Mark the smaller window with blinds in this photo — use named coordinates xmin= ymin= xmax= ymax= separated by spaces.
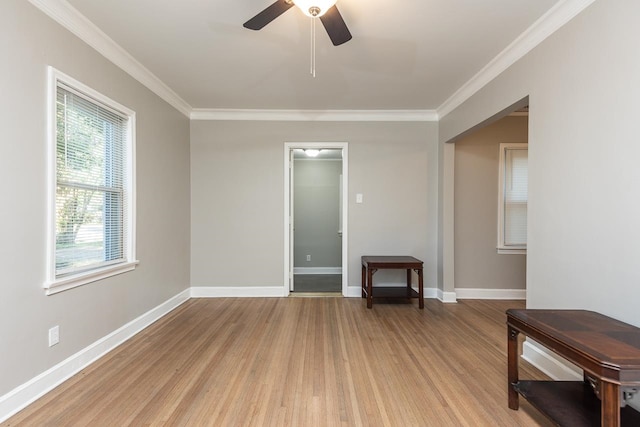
xmin=497 ymin=143 xmax=528 ymax=254
xmin=45 ymin=67 xmax=137 ymax=294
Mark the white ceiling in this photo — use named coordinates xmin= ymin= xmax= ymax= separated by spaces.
xmin=61 ymin=0 xmax=564 ymax=113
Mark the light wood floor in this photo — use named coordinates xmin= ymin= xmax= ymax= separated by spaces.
xmin=3 ymin=298 xmax=552 ymax=426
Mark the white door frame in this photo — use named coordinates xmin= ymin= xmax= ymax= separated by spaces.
xmin=283 ymin=142 xmax=349 ymax=296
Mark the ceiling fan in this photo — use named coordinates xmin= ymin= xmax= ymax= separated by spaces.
xmin=243 ymin=0 xmax=352 ymax=46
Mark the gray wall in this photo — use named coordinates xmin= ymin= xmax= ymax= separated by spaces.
xmin=0 ymin=1 xmax=191 ymax=397
xmin=440 ymin=0 xmax=640 ymax=324
xmin=454 ymin=116 xmax=528 ymax=290
xmin=190 ymin=120 xmax=439 ymax=289
xmin=294 ymin=159 xmax=342 ymax=269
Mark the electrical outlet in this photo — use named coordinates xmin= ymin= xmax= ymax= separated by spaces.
xmin=306 ymin=255 xmax=311 ymax=262
xmin=49 ymin=326 xmax=59 ymax=347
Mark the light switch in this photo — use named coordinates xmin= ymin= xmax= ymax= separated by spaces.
xmin=356 ymin=193 xmax=363 ymax=203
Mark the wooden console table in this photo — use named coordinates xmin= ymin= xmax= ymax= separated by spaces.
xmin=361 ymin=256 xmax=423 ymax=309
xmin=507 ymin=309 xmax=640 ymax=426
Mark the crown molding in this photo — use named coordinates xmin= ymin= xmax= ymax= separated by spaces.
xmin=190 ymin=109 xmax=439 ymax=122
xmin=28 ymin=0 xmax=192 ymax=117
xmin=28 ymin=0 xmax=594 ymax=123
xmin=437 ymin=0 xmax=596 ymax=119
xmin=27 ymin=0 xmax=435 ymax=123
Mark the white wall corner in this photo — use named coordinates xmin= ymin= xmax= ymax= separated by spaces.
xmin=0 ymin=288 xmax=191 ymax=423
xmin=442 ymin=142 xmax=456 ymax=297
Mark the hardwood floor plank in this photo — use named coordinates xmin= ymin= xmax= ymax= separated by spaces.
xmin=2 ymin=298 xmax=553 ymax=426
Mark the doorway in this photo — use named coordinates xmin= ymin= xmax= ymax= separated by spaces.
xmin=283 ymin=142 xmax=348 ymax=296
xmin=451 ymin=103 xmax=528 ymax=300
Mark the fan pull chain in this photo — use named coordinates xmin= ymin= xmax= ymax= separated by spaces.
xmin=310 ymin=17 xmax=316 ymax=77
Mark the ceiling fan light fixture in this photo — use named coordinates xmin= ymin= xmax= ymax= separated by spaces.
xmin=243 ymin=0 xmax=352 ymax=48
xmin=293 ymin=0 xmax=337 ymax=17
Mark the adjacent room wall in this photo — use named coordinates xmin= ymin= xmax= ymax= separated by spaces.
xmin=440 ymin=0 xmax=640 ymax=324
xmin=454 ymin=116 xmax=528 ymax=291
xmin=0 ymin=0 xmax=190 ymax=398
xmin=293 ymin=159 xmax=342 ymax=270
xmin=190 ymin=120 xmax=439 ymax=291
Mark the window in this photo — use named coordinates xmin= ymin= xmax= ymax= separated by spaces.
xmin=497 ymin=143 xmax=528 ymax=254
xmin=45 ymin=68 xmax=137 ymax=294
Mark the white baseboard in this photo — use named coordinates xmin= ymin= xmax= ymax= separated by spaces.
xmin=293 ymin=267 xmax=342 ymax=275
xmin=0 ymin=288 xmax=191 ymax=423
xmin=424 ymin=288 xmax=439 ymax=299
xmin=190 ymin=286 xmax=286 ymax=298
xmin=438 ymin=289 xmax=458 ymax=303
xmin=521 ymin=339 xmax=582 ymax=380
xmin=346 ymin=286 xmax=362 ymax=297
xmin=455 ymin=288 xmax=526 ymax=300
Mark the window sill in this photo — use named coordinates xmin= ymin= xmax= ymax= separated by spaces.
xmin=44 ymin=260 xmax=140 ymax=295
xmin=497 ymin=247 xmax=527 ymax=255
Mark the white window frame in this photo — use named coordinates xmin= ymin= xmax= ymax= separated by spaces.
xmin=497 ymin=142 xmax=528 ymax=255
xmin=44 ymin=67 xmax=138 ymax=295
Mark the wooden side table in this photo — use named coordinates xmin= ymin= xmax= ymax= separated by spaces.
xmin=361 ymin=256 xmax=424 ymax=309
xmin=507 ymin=309 xmax=640 ymax=426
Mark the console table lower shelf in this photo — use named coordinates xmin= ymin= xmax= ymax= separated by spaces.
xmin=362 ymin=287 xmax=419 ymax=300
xmin=512 ymin=381 xmax=640 ymax=426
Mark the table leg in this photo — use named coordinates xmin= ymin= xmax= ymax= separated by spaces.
xmin=417 ymin=268 xmax=424 ymax=309
xmin=508 ymin=325 xmax=519 ymax=410
xmin=361 ymin=264 xmax=366 ymax=298
xmin=406 ymin=269 xmax=412 ymax=298
xmin=367 ymin=268 xmax=374 ymax=309
xmin=600 ymin=381 xmax=621 ymax=427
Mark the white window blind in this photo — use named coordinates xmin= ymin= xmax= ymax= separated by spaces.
xmin=498 ymin=143 xmax=528 ymax=253
xmin=504 ymin=148 xmax=528 ymax=245
xmin=55 ymin=84 xmax=128 ymax=277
